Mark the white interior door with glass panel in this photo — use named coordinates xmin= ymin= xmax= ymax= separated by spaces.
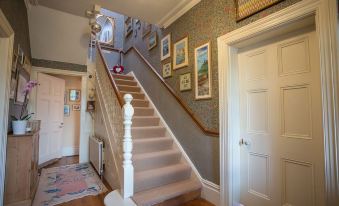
xmin=238 ymin=30 xmax=325 ymax=206
xmin=36 ymin=73 xmax=65 ymax=164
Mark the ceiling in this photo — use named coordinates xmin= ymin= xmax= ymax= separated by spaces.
xmin=36 ymin=0 xmax=201 ymax=27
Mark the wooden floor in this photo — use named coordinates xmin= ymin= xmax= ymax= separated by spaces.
xmin=40 ymin=156 xmax=214 ymax=206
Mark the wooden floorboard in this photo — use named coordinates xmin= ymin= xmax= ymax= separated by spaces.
xmin=40 ymin=156 xmax=214 ymax=206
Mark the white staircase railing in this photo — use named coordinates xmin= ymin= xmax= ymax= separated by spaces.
xmin=122 ymin=94 xmax=134 ymax=198
xmin=95 ymin=44 xmax=135 ymax=199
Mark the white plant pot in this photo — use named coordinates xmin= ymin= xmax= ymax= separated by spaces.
xmin=12 ymin=120 xmax=28 ymax=135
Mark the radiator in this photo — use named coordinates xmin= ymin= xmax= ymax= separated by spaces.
xmin=89 ymin=136 xmax=104 ymax=175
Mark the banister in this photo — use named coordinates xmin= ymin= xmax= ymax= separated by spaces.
xmin=124 ymin=47 xmax=219 ymax=137
xmin=98 ymin=43 xmax=219 ymax=136
xmin=96 ymin=42 xmax=124 ymax=107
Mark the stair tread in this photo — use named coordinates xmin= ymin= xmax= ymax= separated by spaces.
xmin=132 ymin=126 xmax=165 ymax=129
xmin=133 ymin=115 xmax=158 ymax=119
xmin=135 ymin=163 xmax=190 ymax=180
xmin=133 ymin=149 xmax=180 ymax=160
xmin=132 ymin=178 xmax=202 ymax=206
xmin=133 ymin=136 xmax=171 ymax=143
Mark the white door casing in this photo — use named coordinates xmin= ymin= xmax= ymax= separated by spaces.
xmin=238 ymin=31 xmax=325 ymax=206
xmin=0 ymin=9 xmax=14 ymax=205
xmin=36 ymin=73 xmax=65 ymax=164
xmin=217 ymin=0 xmax=339 ymax=205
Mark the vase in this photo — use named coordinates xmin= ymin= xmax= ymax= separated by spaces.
xmin=12 ymin=120 xmax=27 ymax=135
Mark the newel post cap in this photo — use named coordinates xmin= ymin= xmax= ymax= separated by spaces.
xmin=123 ymin=94 xmax=133 ymax=103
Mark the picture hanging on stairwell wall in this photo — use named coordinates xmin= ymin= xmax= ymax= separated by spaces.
xmin=194 ymin=42 xmax=211 ymax=100
xmin=173 ymin=36 xmax=189 ymax=70
xmin=125 ymin=17 xmax=133 ymax=37
xmin=161 ymin=34 xmax=171 ymax=61
xmin=147 ymin=32 xmax=157 ymax=50
xmin=235 ymin=0 xmax=284 ymax=21
xmin=142 ymin=22 xmax=152 ymax=38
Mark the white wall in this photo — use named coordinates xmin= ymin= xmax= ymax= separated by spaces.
xmin=28 ymin=5 xmax=90 ymax=65
xmin=52 ymin=74 xmax=81 ymax=156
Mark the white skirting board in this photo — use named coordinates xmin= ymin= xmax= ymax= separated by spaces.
xmin=201 ymin=179 xmax=220 ymax=206
xmin=62 ymin=147 xmax=79 ymax=157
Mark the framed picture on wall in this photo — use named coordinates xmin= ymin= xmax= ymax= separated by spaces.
xmin=69 ymin=89 xmax=81 ymax=102
xmin=142 ymin=22 xmax=152 ymax=37
xmin=161 ymin=34 xmax=171 ymax=61
xmin=179 ymin=73 xmax=192 ymax=92
xmin=194 ymin=42 xmax=212 ymax=100
xmin=162 ymin=63 xmax=172 ymax=78
xmin=235 ymin=0 xmax=284 ymax=21
xmin=173 ymin=36 xmax=189 ymax=70
xmin=64 ymin=105 xmax=70 ymax=117
xmin=11 ymin=53 xmax=18 ymax=73
xmin=9 ymin=77 xmax=17 ymax=99
xmin=72 ymin=104 xmax=81 ymax=111
xmin=15 ymin=72 xmax=28 ymax=105
xmin=147 ymin=32 xmax=157 ymax=50
xmin=125 ymin=17 xmax=133 ymax=37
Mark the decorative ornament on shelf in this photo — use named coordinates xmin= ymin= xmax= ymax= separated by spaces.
xmin=112 ymin=64 xmax=124 ymax=74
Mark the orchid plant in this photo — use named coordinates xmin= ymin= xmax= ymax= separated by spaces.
xmin=11 ymin=80 xmax=39 ymax=121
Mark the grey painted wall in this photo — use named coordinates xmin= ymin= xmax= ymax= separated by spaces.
xmin=0 ymin=0 xmax=31 ymax=131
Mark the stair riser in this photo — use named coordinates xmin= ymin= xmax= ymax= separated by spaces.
xmin=115 ymin=80 xmax=138 ymax=86
xmin=134 ymin=153 xmax=181 ymax=172
xmin=153 ymin=189 xmax=201 ymax=206
xmin=132 ymin=101 xmax=149 ymax=107
xmin=118 ymin=86 xmax=141 ymax=93
xmin=132 ymin=128 xmax=166 ymax=138
xmin=133 ymin=139 xmax=173 ymax=154
xmin=134 ymin=109 xmax=154 ymax=116
xmin=133 ymin=117 xmax=160 ymax=127
xmin=134 ymin=167 xmax=191 ymax=193
xmin=112 ymin=74 xmax=134 ymax=81
xmin=121 ymin=92 xmax=145 ymax=100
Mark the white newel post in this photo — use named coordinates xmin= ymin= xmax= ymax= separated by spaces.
xmin=122 ymin=94 xmax=134 ymax=199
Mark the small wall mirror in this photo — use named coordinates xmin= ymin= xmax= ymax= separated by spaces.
xmin=96 ymin=15 xmax=115 ymax=45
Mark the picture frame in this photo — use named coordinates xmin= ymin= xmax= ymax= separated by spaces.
xmin=87 ymin=101 xmax=95 ymax=112
xmin=23 ymin=56 xmax=32 ymax=74
xmin=162 ymin=63 xmax=172 ymax=78
xmin=17 ymin=44 xmax=24 ymax=65
xmin=72 ymin=104 xmax=81 ymax=111
xmin=194 ymin=42 xmax=212 ymax=100
xmin=142 ymin=22 xmax=152 ymax=37
xmin=147 ymin=32 xmax=157 ymax=50
xmin=69 ymin=89 xmax=81 ymax=102
xmin=235 ymin=0 xmax=284 ymax=21
xmin=173 ymin=36 xmax=189 ymax=70
xmin=64 ymin=105 xmax=70 ymax=117
xmin=11 ymin=53 xmax=18 ymax=73
xmin=9 ymin=77 xmax=17 ymax=99
xmin=15 ymin=72 xmax=28 ymax=105
xmin=125 ymin=17 xmax=133 ymax=37
xmin=64 ymin=91 xmax=68 ymax=104
xmin=179 ymin=73 xmax=192 ymax=92
xmin=161 ymin=34 xmax=171 ymax=61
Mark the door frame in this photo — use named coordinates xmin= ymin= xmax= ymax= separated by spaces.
xmin=217 ymin=0 xmax=339 ymax=205
xmin=0 ymin=9 xmax=14 ymax=204
xmin=29 ymin=67 xmax=90 ymax=163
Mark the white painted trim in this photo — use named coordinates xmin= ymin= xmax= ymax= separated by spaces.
xmin=129 ymin=72 xmax=220 ymax=205
xmin=0 ymin=9 xmax=14 ymax=205
xmin=157 ymin=0 xmax=201 ymax=28
xmin=217 ymin=0 xmax=339 ymax=205
xmin=30 ymin=66 xmax=89 ymax=163
xmin=62 ymin=146 xmax=79 ymax=156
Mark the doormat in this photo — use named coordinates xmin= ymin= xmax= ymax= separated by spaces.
xmin=33 ymin=163 xmax=107 ymax=206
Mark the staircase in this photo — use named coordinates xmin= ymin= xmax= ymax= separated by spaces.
xmin=112 ymin=73 xmax=202 ymax=206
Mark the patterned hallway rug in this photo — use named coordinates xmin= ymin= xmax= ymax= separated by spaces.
xmin=33 ymin=163 xmax=107 ymax=206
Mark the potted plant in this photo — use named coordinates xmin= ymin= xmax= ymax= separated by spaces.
xmin=12 ymin=80 xmax=38 ymax=135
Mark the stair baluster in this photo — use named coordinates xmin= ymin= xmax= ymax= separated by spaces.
xmin=122 ymin=94 xmax=134 ymax=198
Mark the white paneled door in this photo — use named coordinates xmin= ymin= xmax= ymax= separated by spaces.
xmin=238 ymin=31 xmax=325 ymax=206
xmin=36 ymin=73 xmax=65 ymax=164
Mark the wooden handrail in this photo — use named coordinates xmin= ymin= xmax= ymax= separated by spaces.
xmin=96 ymin=42 xmax=124 ymax=107
xmin=98 ymin=43 xmax=219 ymax=136
xmin=123 ymin=47 xmax=219 ymax=137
